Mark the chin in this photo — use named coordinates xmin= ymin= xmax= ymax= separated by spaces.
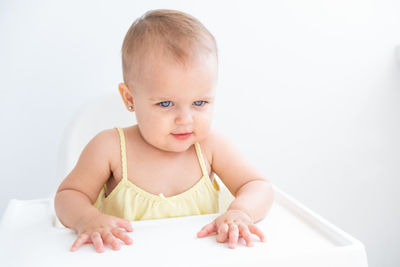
xmin=168 ymin=143 xmax=194 ymax=153
xmin=161 ymin=138 xmax=196 ymax=152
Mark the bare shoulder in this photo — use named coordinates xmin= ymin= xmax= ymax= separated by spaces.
xmin=71 ymin=128 xmax=121 ymax=168
xmin=92 ymin=128 xmax=121 ymax=147
xmin=199 ymin=129 xmax=232 ymax=162
xmin=84 ymin=128 xmax=121 ymax=163
xmin=57 ymin=128 xmax=121 ymax=203
xmin=202 ymin=129 xmax=267 ymax=196
xmin=197 ymin=129 xmax=223 ymax=166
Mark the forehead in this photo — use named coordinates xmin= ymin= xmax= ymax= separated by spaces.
xmin=133 ymin=53 xmax=218 ymax=99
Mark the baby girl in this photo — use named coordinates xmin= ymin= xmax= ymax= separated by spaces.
xmin=54 ymin=9 xmax=274 ymax=253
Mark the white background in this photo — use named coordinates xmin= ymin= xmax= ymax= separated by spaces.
xmin=0 ymin=0 xmax=399 ymax=266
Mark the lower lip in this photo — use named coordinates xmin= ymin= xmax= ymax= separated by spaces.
xmin=172 ymin=133 xmax=192 ymax=140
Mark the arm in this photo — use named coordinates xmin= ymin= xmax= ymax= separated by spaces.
xmin=228 ymin=179 xmax=273 ymax=223
xmin=54 ymin=129 xmax=133 ymax=252
xmin=197 ymin=130 xmax=274 ymax=247
xmin=212 ymin=130 xmax=273 ymax=221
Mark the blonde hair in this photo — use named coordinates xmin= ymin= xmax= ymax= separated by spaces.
xmin=121 ymin=9 xmax=218 ymax=85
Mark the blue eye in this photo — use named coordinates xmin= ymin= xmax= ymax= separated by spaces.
xmin=193 ymin=100 xmax=206 ymax=106
xmin=159 ymin=101 xmax=173 ymax=108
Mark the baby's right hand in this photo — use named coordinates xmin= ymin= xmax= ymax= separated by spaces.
xmin=71 ymin=212 xmax=133 ymax=253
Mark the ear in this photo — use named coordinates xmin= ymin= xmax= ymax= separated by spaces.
xmin=118 ymin=83 xmax=135 ymax=112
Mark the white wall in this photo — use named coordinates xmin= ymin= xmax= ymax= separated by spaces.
xmin=1 ymin=0 xmax=399 ymax=266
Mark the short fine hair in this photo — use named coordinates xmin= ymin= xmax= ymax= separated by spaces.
xmin=121 ymin=9 xmax=218 ymax=85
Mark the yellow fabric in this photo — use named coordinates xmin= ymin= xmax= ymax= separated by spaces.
xmin=94 ymin=127 xmax=220 ymax=221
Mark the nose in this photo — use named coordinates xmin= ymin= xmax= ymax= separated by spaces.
xmin=174 ymin=108 xmax=193 ymax=125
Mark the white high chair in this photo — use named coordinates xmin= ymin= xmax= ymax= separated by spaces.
xmin=0 ymin=93 xmax=368 ymax=267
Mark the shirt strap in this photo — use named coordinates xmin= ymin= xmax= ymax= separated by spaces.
xmin=115 ymin=127 xmax=128 ymax=181
xmin=194 ymin=143 xmax=208 ymax=177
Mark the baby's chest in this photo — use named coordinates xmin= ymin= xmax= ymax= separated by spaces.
xmin=109 ymin=158 xmax=208 ymax=197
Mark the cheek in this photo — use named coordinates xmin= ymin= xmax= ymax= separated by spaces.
xmin=136 ymin=110 xmax=171 ymax=133
xmin=199 ymin=107 xmax=214 ymax=123
xmin=194 ymin=110 xmax=213 ymax=132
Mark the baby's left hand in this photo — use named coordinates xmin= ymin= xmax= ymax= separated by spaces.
xmin=197 ymin=209 xmax=265 ymax=248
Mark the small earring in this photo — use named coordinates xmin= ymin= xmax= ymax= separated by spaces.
xmin=128 ymin=106 xmax=134 ymax=110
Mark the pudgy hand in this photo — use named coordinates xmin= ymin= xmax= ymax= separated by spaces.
xmin=71 ymin=212 xmax=133 ymax=253
xmin=197 ymin=209 xmax=265 ymax=248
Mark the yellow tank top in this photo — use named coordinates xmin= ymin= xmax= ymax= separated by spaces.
xmin=94 ymin=127 xmax=220 ymax=221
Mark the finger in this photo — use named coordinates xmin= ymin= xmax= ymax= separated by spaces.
xmin=238 ymin=223 xmax=253 ymax=247
xmin=116 ymin=218 xmax=133 ymax=232
xmin=91 ymin=232 xmax=105 ymax=253
xmin=197 ymin=222 xmax=216 ymax=238
xmin=112 ymin=228 xmax=133 ymax=245
xmin=102 ymin=232 xmax=121 ymax=251
xmin=248 ymin=224 xmax=265 ymax=242
xmin=71 ymin=233 xmax=89 ymax=252
xmin=216 ymin=223 xmax=229 ymax=243
xmin=228 ymin=224 xmax=239 ymax=249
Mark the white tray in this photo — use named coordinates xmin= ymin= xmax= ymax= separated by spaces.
xmin=0 ymin=187 xmax=368 ymax=267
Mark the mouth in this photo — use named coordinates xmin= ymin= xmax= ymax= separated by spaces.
xmin=171 ymin=132 xmax=193 ymax=140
